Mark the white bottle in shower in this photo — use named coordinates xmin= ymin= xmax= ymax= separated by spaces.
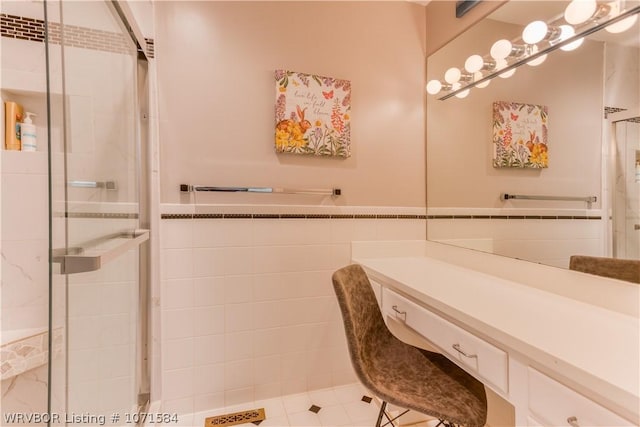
xmin=20 ymin=112 xmax=37 ymax=152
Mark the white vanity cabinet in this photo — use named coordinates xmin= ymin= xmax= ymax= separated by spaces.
xmin=381 ymin=287 xmax=508 ymax=395
xmin=376 ymin=280 xmax=637 ymax=427
xmin=353 ymin=242 xmax=639 ymax=427
xmin=527 ymin=368 xmax=635 ymax=427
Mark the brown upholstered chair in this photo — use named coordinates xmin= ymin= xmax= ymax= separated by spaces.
xmin=569 ymin=255 xmax=640 ymax=284
xmin=332 ymin=264 xmax=487 ymax=427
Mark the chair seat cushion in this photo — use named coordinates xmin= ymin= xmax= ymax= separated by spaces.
xmin=359 ymin=335 xmax=487 ymax=427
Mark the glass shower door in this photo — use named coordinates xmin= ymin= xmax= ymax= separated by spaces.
xmin=611 ymin=109 xmax=640 ymax=260
xmin=49 ymin=0 xmax=148 ymax=422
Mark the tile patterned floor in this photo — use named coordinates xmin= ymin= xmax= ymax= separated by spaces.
xmin=160 ymin=383 xmax=440 ymax=427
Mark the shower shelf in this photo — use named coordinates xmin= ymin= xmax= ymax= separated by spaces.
xmin=0 ymin=327 xmax=64 ymax=381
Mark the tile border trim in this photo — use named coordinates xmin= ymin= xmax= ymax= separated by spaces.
xmin=161 ymin=213 xmax=601 ymax=220
xmin=161 ymin=213 xmax=428 ymax=220
xmin=1 ymin=13 xmax=155 ymax=58
xmin=54 ymin=212 xmax=139 ymax=219
xmin=427 ymin=214 xmax=602 ymax=220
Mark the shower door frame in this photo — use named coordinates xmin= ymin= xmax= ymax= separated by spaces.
xmin=46 ymin=0 xmax=152 ymax=417
xmin=607 ymin=107 xmax=640 ymax=260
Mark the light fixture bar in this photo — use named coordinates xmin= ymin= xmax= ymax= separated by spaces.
xmin=437 ymin=4 xmax=640 ymax=101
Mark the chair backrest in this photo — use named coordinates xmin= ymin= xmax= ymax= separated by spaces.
xmin=332 ymin=264 xmax=392 ymax=386
xmin=569 ymin=255 xmax=640 ymax=284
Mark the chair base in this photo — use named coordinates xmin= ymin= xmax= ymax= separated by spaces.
xmin=375 ymin=401 xmax=457 ymax=427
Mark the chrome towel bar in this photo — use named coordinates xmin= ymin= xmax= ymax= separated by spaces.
xmin=68 ymin=180 xmax=117 ymax=190
xmin=500 ymin=193 xmax=597 ymax=208
xmin=180 ymin=184 xmax=341 ymax=196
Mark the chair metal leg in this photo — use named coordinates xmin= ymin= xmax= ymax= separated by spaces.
xmin=375 ymin=401 xmax=388 ymax=427
xmin=375 ymin=401 xmax=411 ymax=427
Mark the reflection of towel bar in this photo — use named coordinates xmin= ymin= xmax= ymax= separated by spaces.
xmin=69 ymin=180 xmax=117 ymax=190
xmin=500 ymin=193 xmax=597 ymax=207
xmin=180 ymin=184 xmax=341 ymax=196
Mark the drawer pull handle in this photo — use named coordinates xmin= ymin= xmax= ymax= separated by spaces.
xmin=567 ymin=416 xmax=579 ymax=427
xmin=452 ymin=344 xmax=477 ymax=359
xmin=392 ymin=305 xmax=406 ymax=320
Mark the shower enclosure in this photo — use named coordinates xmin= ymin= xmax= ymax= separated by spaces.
xmin=610 ymin=109 xmax=640 ymax=260
xmin=1 ymin=0 xmax=150 ymax=422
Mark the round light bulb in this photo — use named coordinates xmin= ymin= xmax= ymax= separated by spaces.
xmin=564 ymin=0 xmax=597 ymax=25
xmin=526 ymin=45 xmax=547 ymax=66
xmin=522 ymin=20 xmax=548 ymax=44
xmin=490 ymin=39 xmax=512 ymax=60
xmin=455 ymin=89 xmax=470 ymax=99
xmin=474 ymin=71 xmax=490 ymax=88
xmin=498 ymin=67 xmax=516 ymax=79
xmin=426 ymin=80 xmax=442 ymax=95
xmin=605 ymin=14 xmax=638 ymax=34
xmin=464 ymin=54 xmax=484 ymax=73
xmin=556 ymin=25 xmax=584 ymax=51
xmin=495 ymin=60 xmax=516 ymax=78
xmin=444 ymin=67 xmax=462 ymax=84
xmin=557 ymin=24 xmax=575 ymax=42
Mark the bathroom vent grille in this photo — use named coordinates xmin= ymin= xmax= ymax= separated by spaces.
xmin=204 ymin=408 xmax=265 ymax=427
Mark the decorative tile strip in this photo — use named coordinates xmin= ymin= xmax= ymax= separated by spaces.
xmin=428 ymin=215 xmax=602 ymax=220
xmin=62 ymin=212 xmax=139 ymax=219
xmin=224 ymin=213 xmax=253 ymax=219
xmin=161 ymin=213 xmax=428 ymax=220
xmin=604 ymin=106 xmax=627 ymax=118
xmin=1 ymin=13 xmax=155 ymax=58
xmin=1 ymin=327 xmax=64 ymax=381
xmin=161 ymin=213 xmax=192 ymax=220
xmin=193 ymin=213 xmax=224 ymax=219
xmin=145 ymin=37 xmax=155 ymax=58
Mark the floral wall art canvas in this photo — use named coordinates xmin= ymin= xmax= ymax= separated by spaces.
xmin=493 ymin=101 xmax=548 ymax=168
xmin=275 ymin=70 xmax=351 ymax=157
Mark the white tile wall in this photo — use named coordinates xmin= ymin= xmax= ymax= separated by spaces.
xmin=159 ymin=205 xmax=426 ymax=414
xmin=427 ymin=214 xmax=605 ymax=269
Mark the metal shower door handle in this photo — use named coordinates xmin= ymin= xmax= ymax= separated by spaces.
xmin=54 ymin=229 xmax=149 ymax=274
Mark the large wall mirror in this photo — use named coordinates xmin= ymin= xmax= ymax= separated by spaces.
xmin=426 ymin=0 xmax=639 ymax=270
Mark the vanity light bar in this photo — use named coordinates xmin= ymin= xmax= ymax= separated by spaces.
xmin=432 ymin=2 xmax=640 ymax=101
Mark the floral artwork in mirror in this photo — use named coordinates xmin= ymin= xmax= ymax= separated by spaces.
xmin=492 ymin=101 xmax=548 ymax=168
xmin=274 ymin=70 xmax=351 ymax=158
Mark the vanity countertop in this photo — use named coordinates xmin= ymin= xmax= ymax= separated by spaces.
xmin=352 ymin=241 xmax=640 ymax=424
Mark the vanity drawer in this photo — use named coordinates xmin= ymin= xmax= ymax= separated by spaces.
xmin=381 ymin=287 xmax=508 ymax=394
xmin=528 ymin=368 xmax=634 ymax=426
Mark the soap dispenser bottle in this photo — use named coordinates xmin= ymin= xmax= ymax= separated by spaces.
xmin=20 ymin=112 xmax=37 ymax=152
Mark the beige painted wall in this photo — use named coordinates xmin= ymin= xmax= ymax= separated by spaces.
xmin=427 ymin=18 xmax=604 ymax=208
xmin=425 ymin=0 xmax=506 ymax=56
xmin=155 ymin=1 xmax=427 ymax=207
